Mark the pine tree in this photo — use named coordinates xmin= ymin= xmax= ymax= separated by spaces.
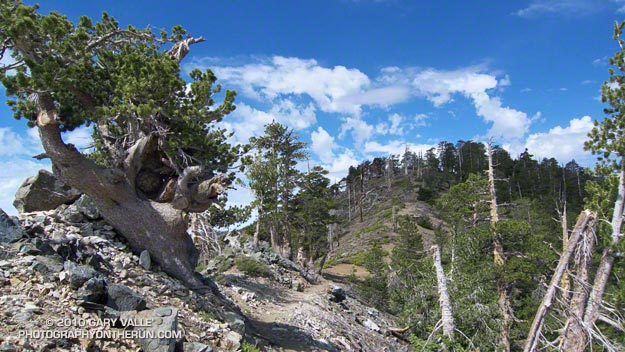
xmin=0 ymin=1 xmax=240 ymax=286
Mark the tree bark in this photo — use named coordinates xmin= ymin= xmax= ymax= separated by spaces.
xmin=432 ymin=245 xmax=455 ymax=340
xmin=560 ymin=160 xmax=625 ymax=351
xmin=37 ymin=105 xmax=204 ymax=287
xmin=487 ymin=138 xmax=511 ymax=352
xmin=524 ymin=210 xmax=596 ymax=352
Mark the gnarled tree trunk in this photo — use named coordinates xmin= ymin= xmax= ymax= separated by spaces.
xmin=37 ymin=94 xmax=226 ymax=289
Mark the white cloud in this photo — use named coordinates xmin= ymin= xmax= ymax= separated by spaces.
xmin=209 ymin=56 xmax=371 ymax=114
xmin=339 ymin=116 xmax=376 ymax=146
xmin=514 ymin=0 xmax=599 ymax=18
xmin=319 ymin=149 xmax=360 ymax=182
xmin=523 ymin=116 xmax=595 ymax=164
xmin=336 ymin=85 xmax=411 ymax=108
xmin=63 ymin=126 xmax=94 ymax=151
xmin=311 ymin=126 xmax=338 ymax=163
xmin=414 ymin=113 xmax=428 ymax=127
xmin=269 ymin=99 xmax=317 ymax=130
xmin=221 ymin=103 xmax=274 ymax=145
xmin=0 ymin=127 xmax=42 ymax=156
xmin=200 ymin=56 xmax=413 ymax=117
xmin=408 ymin=66 xmax=532 ymax=140
xmin=412 ymin=66 xmax=498 ymax=106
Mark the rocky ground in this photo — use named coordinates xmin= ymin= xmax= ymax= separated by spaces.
xmin=0 ymin=171 xmax=411 ymax=352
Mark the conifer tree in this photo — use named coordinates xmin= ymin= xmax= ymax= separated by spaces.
xmin=0 ymin=1 xmax=240 ymax=286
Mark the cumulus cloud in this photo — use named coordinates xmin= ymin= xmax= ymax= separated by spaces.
xmin=339 ymin=116 xmax=376 ymax=146
xmin=319 ymin=149 xmax=360 ymax=182
xmin=198 ymin=56 xmax=411 ymax=116
xmin=208 ymin=56 xmax=371 ymax=114
xmin=523 ymin=116 xmax=595 ymax=164
xmin=311 ymin=127 xmax=338 ymax=164
xmin=406 ymin=66 xmax=532 ymax=140
xmin=63 ymin=126 xmax=94 ymax=151
xmin=0 ymin=127 xmax=42 ymax=156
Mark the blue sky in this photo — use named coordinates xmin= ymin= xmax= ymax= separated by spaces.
xmin=1 ymin=0 xmax=624 ymax=214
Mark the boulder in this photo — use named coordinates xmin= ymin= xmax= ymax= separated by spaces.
xmin=130 ymin=307 xmax=178 ymax=352
xmin=74 ymin=276 xmax=107 ymax=303
xmin=0 ymin=209 xmax=24 ymax=243
xmin=329 ymin=286 xmax=346 ymax=303
xmin=13 ymin=170 xmax=81 ymax=213
xmin=63 ymin=261 xmax=100 ymax=289
xmin=106 ymin=283 xmax=146 ymax=311
xmin=222 ymin=331 xmax=242 ymax=351
xmin=72 ymin=194 xmax=100 ymax=220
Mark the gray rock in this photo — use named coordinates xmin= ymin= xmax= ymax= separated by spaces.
xmin=13 ymin=170 xmax=81 ymax=213
xmin=223 ymin=232 xmax=241 ymax=251
xmin=291 ymin=279 xmax=305 ymax=292
xmin=329 ymin=286 xmax=346 ymax=303
xmin=75 ymin=276 xmax=107 ymax=303
xmin=59 ymin=204 xmax=85 ymax=223
xmin=31 ymin=255 xmax=64 ymax=282
xmin=223 ymin=311 xmax=245 ymax=334
xmin=106 ymin=283 xmax=146 ymax=311
xmin=64 ymin=261 xmax=100 ymax=289
xmin=18 ymin=243 xmax=40 ymax=255
xmin=182 ymin=342 xmax=213 ymax=352
xmin=223 ymin=331 xmax=242 ymax=351
xmin=73 ymin=194 xmax=100 ymax=220
xmin=131 ymin=307 xmax=178 ymax=352
xmin=363 ymin=319 xmax=381 ymax=332
xmin=0 ymin=209 xmax=24 ymax=243
xmin=139 ymin=250 xmax=151 ymax=270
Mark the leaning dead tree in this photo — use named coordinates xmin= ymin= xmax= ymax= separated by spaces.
xmin=0 ymin=3 xmax=238 ymax=287
xmin=523 ymin=210 xmax=597 ymax=352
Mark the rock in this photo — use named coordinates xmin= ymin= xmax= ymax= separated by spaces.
xmin=75 ymin=276 xmax=107 ymax=303
xmin=64 ymin=261 xmax=100 ymax=289
xmin=13 ymin=170 xmax=81 ymax=213
xmin=363 ymin=319 xmax=381 ymax=332
xmin=18 ymin=243 xmax=40 ymax=255
xmin=0 ymin=209 xmax=24 ymax=243
xmin=329 ymin=286 xmax=346 ymax=303
xmin=223 ymin=311 xmax=245 ymax=334
xmin=59 ymin=205 xmax=85 ymax=223
xmin=73 ymin=194 xmax=100 ymax=220
xmin=291 ymin=279 xmax=305 ymax=292
xmin=183 ymin=342 xmax=213 ymax=352
xmin=31 ymin=255 xmax=64 ymax=282
xmin=106 ymin=283 xmax=146 ymax=311
xmin=139 ymin=250 xmax=151 ymax=270
xmin=31 ymin=238 xmax=55 ymax=255
xmin=132 ymin=307 xmax=178 ymax=352
xmin=223 ymin=232 xmax=241 ymax=251
xmin=222 ymin=331 xmax=242 ymax=351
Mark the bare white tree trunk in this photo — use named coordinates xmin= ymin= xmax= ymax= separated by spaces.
xmin=386 ymin=156 xmax=392 ymax=191
xmin=487 ymin=138 xmax=510 ymax=352
xmin=559 ymin=161 xmax=625 ymax=351
xmin=524 ymin=210 xmax=596 ymax=352
xmin=432 ymin=245 xmax=455 ymax=340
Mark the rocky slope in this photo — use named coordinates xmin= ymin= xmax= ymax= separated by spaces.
xmin=0 ymin=172 xmax=411 ymax=352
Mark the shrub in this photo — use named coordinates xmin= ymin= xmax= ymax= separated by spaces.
xmin=417 ymin=216 xmax=433 ymax=230
xmin=236 ymin=257 xmax=272 ymax=278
